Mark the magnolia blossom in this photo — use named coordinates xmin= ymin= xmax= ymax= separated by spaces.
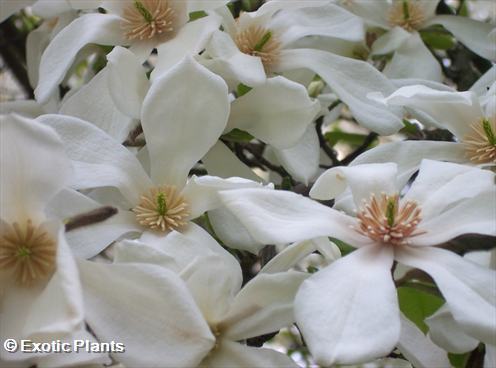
xmin=219 ymin=159 xmax=496 ymax=365
xmin=77 ymin=226 xmax=306 ymax=367
xmin=350 ymin=80 xmax=496 ymax=185
xmin=0 ymin=114 xmax=106 ymax=367
xmin=35 ymin=0 xmax=228 ymax=103
xmin=198 ymin=0 xmax=404 ymax=134
xmin=342 ymin=0 xmax=496 ymax=81
xmin=38 ymin=57 xmax=266 ymax=258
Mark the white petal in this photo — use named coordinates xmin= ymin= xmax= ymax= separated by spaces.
xmin=261 ymin=239 xmax=318 ymax=274
xmin=274 ymin=126 xmax=320 ymax=185
xmin=351 ymin=141 xmax=467 ymax=188
xmin=0 ymin=114 xmax=71 ymax=223
xmin=219 ymin=188 xmax=370 ymax=246
xmin=181 ymin=175 xmax=263 ymax=219
xmin=372 ymin=27 xmax=412 ymax=55
xmin=113 ymin=239 xmax=179 ymax=271
xmin=151 ymin=15 xmax=222 ymax=79
xmin=79 ymin=260 xmax=215 ymax=367
xmin=187 ymin=0 xmax=228 ymax=13
xmin=274 ymin=49 xmax=403 ymax=135
xmin=106 ymin=46 xmax=149 ymax=119
xmin=485 ymin=345 xmax=496 ymax=368
xmin=310 ymin=163 xmax=398 ymax=207
xmin=35 ymin=14 xmax=126 ymax=104
xmin=38 ymin=114 xmax=152 ymax=205
xmin=208 ymin=207 xmax=266 ymax=253
xmin=141 ymin=57 xmax=229 ymax=188
xmin=26 ymin=21 xmax=51 ymax=88
xmin=270 ymin=4 xmax=364 ymax=46
xmin=202 ymin=141 xmax=262 ymax=181
xmin=180 ymin=255 xmax=241 ymax=323
xmin=470 ymin=65 xmax=496 ymax=95
xmin=425 ymin=305 xmax=479 ymax=353
xmin=223 ymin=271 xmax=308 ymax=340
xmin=341 ymin=0 xmax=391 ymax=29
xmin=0 ymin=100 xmax=45 ymax=118
xmin=227 ymin=76 xmax=320 ymax=149
xmin=376 ymin=85 xmax=483 ymax=138
xmin=47 ymin=189 xmax=141 ymax=259
xmin=396 ymin=246 xmax=496 ymax=345
xmin=295 ymin=245 xmax=400 ymax=366
xmin=426 ymin=15 xmax=496 ymax=61
xmin=202 ymin=30 xmax=266 ymax=89
xmin=202 ymin=340 xmax=298 ymax=368
xmin=59 ymin=67 xmax=136 ymax=142
xmin=397 ymin=314 xmax=451 ymax=368
xmin=383 ymin=32 xmax=442 ymax=82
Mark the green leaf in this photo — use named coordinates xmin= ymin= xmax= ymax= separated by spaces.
xmin=324 ymin=131 xmax=368 ymax=147
xmin=398 ymin=286 xmax=444 ymax=333
xmin=401 ymin=119 xmax=420 ymax=134
xmin=189 ymin=10 xmax=207 ymax=21
xmin=222 ymin=128 xmax=254 ymax=142
xmin=449 ymin=352 xmax=470 ymax=368
xmin=329 ymin=238 xmax=355 ymax=256
xmin=237 ymin=83 xmax=253 ymax=97
xmin=420 ymin=31 xmax=456 ymax=50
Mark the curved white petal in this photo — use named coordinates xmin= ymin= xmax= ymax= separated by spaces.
xmin=426 ymin=15 xmax=496 ymax=61
xmin=223 ymin=271 xmax=308 ymax=340
xmin=372 ymin=26 xmax=412 ymax=55
xmin=341 ymin=0 xmax=391 ymax=29
xmin=187 ymin=0 xmax=228 ymax=13
xmin=141 ymin=56 xmax=229 ymax=188
xmin=0 ymin=114 xmax=71 ymax=223
xmin=59 ymin=67 xmax=136 ymax=142
xmin=106 ymin=46 xmax=149 ymax=120
xmin=219 ymin=188 xmax=370 ymax=246
xmin=376 ymin=85 xmax=483 ymax=138
xmin=383 ymin=32 xmax=442 ymax=82
xmin=202 ymin=30 xmax=266 ymax=88
xmin=0 ymin=100 xmax=45 ymax=118
xmin=272 ymin=124 xmax=320 ymax=185
xmin=397 ymin=314 xmax=451 ymax=368
xmin=295 ymin=245 xmax=400 ymax=366
xmin=26 ymin=21 xmax=51 ymax=88
xmin=151 ymin=15 xmax=222 ymax=80
xmin=396 ymin=246 xmax=496 ymax=345
xmin=37 ymin=114 xmax=152 ymax=205
xmin=228 ymin=76 xmax=320 ymax=149
xmin=274 ymin=49 xmax=403 ymax=135
xmin=202 ymin=339 xmax=298 ymax=368
xmin=351 ymin=141 xmax=467 ymax=188
xmin=35 ymin=14 xmax=126 ymax=104
xmin=485 ymin=345 xmax=496 ymax=368
xmin=181 ymin=175 xmax=263 ymax=219
xmin=208 ymin=207 xmax=266 ymax=253
xmin=79 ymin=260 xmax=215 ymax=367
xmin=270 ymin=4 xmax=364 ymax=46
xmin=470 ymin=65 xmax=496 ymax=96
xmin=202 ymin=141 xmax=261 ymax=181
xmin=426 ymin=305 xmax=479 ymax=353
xmin=310 ymin=163 xmax=398 ymax=208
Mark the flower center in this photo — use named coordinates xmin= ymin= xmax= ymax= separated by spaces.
xmin=234 ymin=25 xmax=282 ymax=72
xmin=121 ymin=0 xmax=176 ymax=41
xmin=463 ymin=118 xmax=496 ymax=164
xmin=133 ymin=185 xmax=190 ymax=232
xmin=387 ymin=0 xmax=425 ymax=32
xmin=356 ymin=193 xmax=424 ymax=245
xmin=0 ymin=220 xmax=57 ymax=286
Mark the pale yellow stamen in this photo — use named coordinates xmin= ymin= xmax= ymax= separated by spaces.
xmin=133 ymin=185 xmax=189 ymax=232
xmin=121 ymin=0 xmax=176 ymax=41
xmin=356 ymin=193 xmax=425 ymax=245
xmin=234 ymin=25 xmax=282 ymax=72
xmin=387 ymin=0 xmax=426 ymax=32
xmin=0 ymin=220 xmax=56 ymax=286
xmin=463 ymin=118 xmax=496 ymax=164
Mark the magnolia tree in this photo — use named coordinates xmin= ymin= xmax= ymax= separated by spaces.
xmin=0 ymin=0 xmax=495 ymax=367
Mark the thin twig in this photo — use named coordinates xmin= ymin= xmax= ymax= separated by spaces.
xmin=339 ymin=132 xmax=378 ymax=165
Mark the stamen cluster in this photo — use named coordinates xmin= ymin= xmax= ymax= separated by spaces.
xmin=387 ymin=0 xmax=425 ymax=32
xmin=464 ymin=118 xmax=496 ymax=164
xmin=122 ymin=0 xmax=176 ymax=41
xmin=234 ymin=25 xmax=282 ymax=71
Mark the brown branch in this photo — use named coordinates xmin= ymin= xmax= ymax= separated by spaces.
xmin=339 ymin=132 xmax=378 ymax=166
xmin=65 ymin=206 xmax=118 ymax=232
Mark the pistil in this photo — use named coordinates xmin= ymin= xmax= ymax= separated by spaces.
xmin=234 ymin=25 xmax=282 ymax=71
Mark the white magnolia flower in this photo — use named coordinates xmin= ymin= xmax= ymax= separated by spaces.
xmin=35 ymin=0 xmax=228 ymax=103
xmin=198 ymin=0 xmax=404 ymax=135
xmin=0 ymin=114 xmax=107 ymax=367
xmin=218 ymin=159 xmax=496 ymax=365
xmin=426 ymin=250 xmax=496 ymax=366
xmin=342 ymin=0 xmax=496 ymax=81
xmin=351 ymin=79 xmax=496 ymax=183
xmin=77 ymin=227 xmax=307 ymax=367
xmin=39 ymin=57 xmax=265 ymax=258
